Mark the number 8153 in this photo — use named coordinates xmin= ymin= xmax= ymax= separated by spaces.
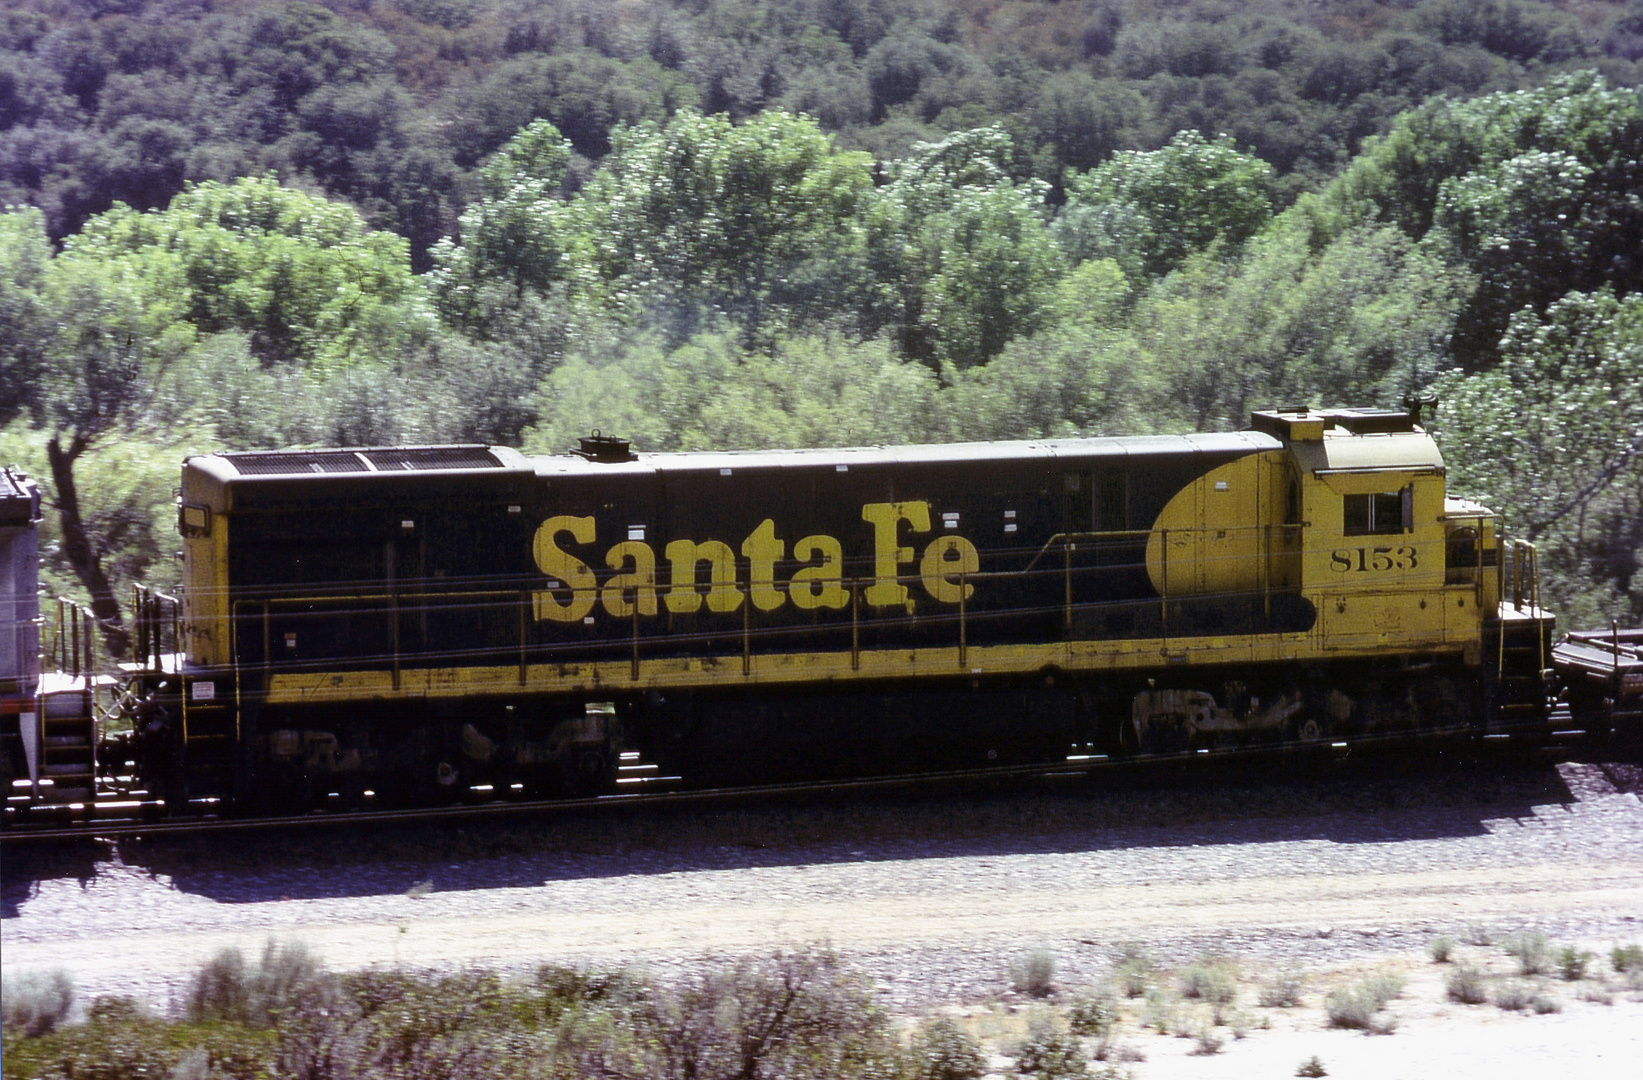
xmin=1329 ymin=545 xmax=1417 ymax=572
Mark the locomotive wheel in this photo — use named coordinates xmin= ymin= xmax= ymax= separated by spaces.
xmin=1292 ymin=716 xmax=1324 ymax=743
xmin=560 ymin=747 xmax=617 ymax=796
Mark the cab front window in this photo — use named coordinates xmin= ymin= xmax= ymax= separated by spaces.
xmin=1343 ymin=489 xmax=1409 ymax=536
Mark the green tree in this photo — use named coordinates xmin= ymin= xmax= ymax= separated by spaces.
xmin=19 ymin=233 xmax=192 ymax=655
xmin=1317 ymin=73 xmax=1643 ymax=365
xmin=1058 ymin=129 xmax=1273 ymax=282
xmin=524 ymin=330 xmax=944 ymax=455
xmin=563 ymin=109 xmax=877 ymax=342
xmin=1131 ymin=219 xmax=1468 ymax=429
xmin=427 ymin=119 xmax=574 ymax=330
xmin=0 ymin=207 xmax=52 ymax=425
xmin=1428 ymin=289 xmax=1643 ymax=622
xmin=64 ymin=175 xmax=429 ymax=370
xmin=875 ymin=126 xmax=1063 ymax=368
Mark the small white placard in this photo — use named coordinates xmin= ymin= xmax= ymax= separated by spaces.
xmin=192 ymin=682 xmax=216 ymax=701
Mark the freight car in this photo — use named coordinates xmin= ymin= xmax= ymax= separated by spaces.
xmin=1 ymin=406 xmax=1604 ymax=821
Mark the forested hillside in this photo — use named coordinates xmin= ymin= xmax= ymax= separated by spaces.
xmin=1 ymin=0 xmax=1640 ymax=640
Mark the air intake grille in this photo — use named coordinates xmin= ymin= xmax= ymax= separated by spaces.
xmin=363 ymin=447 xmax=501 ymax=471
xmin=224 ymin=447 xmax=502 ymax=476
xmin=229 ymin=452 xmax=370 ymax=475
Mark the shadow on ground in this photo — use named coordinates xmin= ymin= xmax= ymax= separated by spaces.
xmin=1 ymin=749 xmax=1595 ymax=911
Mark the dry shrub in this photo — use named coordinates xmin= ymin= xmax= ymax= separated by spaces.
xmin=1257 ymin=967 xmax=1306 ymax=1008
xmin=1177 ymin=959 xmax=1236 ymax=1007
xmin=1492 ymin=980 xmax=1535 ymax=1011
xmin=1011 ymin=948 xmax=1058 ymax=997
xmin=1324 ymin=975 xmax=1401 ymax=1032
xmin=1066 ymin=993 xmax=1117 ymax=1037
xmin=1112 ymin=944 xmax=1153 ymax=998
xmin=1557 ymin=945 xmax=1593 ymax=981
xmin=1445 ymin=963 xmax=1488 ymax=1004
xmin=1014 ymin=1017 xmax=1089 ymax=1079
xmin=187 ymin=940 xmax=330 ymax=1027
xmin=907 ymin=1016 xmax=985 ymax=1080
xmin=0 ymin=968 xmax=75 ymax=1037
xmin=644 ymin=949 xmax=901 ymax=1080
xmin=1502 ymin=931 xmax=1551 ymax=975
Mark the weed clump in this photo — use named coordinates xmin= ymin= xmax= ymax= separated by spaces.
xmin=1489 ymin=981 xmax=1559 ymax=1014
xmin=1492 ymin=980 xmax=1535 ymax=1011
xmin=1612 ymin=942 xmax=1643 ymax=973
xmin=6 ymin=944 xmax=918 ymax=1080
xmin=1140 ymin=986 xmax=1175 ymax=1034
xmin=1324 ymin=974 xmax=1401 ymax=1032
xmin=187 ymin=940 xmax=330 ymax=1027
xmin=1557 ymin=945 xmax=1593 ymax=981
xmin=1177 ymin=958 xmax=1236 ymax=1006
xmin=1014 ymin=1018 xmax=1090 ymax=1079
xmin=1296 ymin=1054 xmax=1328 ymax=1077
xmin=1066 ymin=994 xmax=1118 ymax=1037
xmin=1111 ymin=944 xmax=1153 ymax=998
xmin=907 ymin=1016 xmax=985 ymax=1080
xmin=1502 ymin=930 xmax=1552 ymax=975
xmin=0 ymin=968 xmax=75 ymax=1037
xmin=1257 ymin=967 xmax=1306 ymax=1008
xmin=1011 ymin=948 xmax=1058 ymax=997
xmin=1188 ymin=1025 xmax=1224 ymax=1056
xmin=1427 ymin=936 xmax=1456 ymax=963
xmin=1445 ymin=963 xmax=1488 ymax=1004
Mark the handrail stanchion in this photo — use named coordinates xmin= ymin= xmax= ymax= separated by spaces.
xmin=520 ymin=591 xmax=530 ymax=687
xmin=850 ymin=581 xmax=860 ymax=672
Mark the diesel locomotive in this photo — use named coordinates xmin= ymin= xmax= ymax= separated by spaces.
xmin=5 ymin=405 xmax=1615 ymax=820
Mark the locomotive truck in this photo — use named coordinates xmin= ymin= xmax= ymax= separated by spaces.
xmin=6 ymin=405 xmax=1635 ymax=822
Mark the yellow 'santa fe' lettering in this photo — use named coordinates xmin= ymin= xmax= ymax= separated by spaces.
xmin=861 ymin=501 xmax=931 ymax=610
xmin=602 ymin=540 xmax=658 ymax=617
xmin=790 ymin=534 xmax=847 ymax=610
xmin=665 ymin=539 xmax=742 ymax=614
xmin=741 ymin=519 xmax=786 ymax=612
xmin=532 ymin=515 xmax=597 ymax=622
xmin=533 ymin=504 xmax=978 ymax=622
xmin=920 ymin=534 xmax=979 ymax=603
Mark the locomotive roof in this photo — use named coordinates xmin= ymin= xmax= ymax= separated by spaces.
xmin=529 ymin=431 xmax=1283 ymax=477
xmin=180 ymin=426 xmax=1446 ymax=511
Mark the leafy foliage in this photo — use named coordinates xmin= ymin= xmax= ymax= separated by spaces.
xmin=1060 ymin=130 xmax=1273 ymax=282
xmin=1430 ymin=289 xmax=1643 ymax=623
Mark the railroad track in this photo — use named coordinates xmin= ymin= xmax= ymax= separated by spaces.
xmin=6 ymin=714 xmax=1628 ymax=844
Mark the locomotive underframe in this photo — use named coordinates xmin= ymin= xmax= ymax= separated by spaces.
xmin=90 ymin=629 xmax=1539 ymax=814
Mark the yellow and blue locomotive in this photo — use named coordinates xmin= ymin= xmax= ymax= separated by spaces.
xmin=8 ymin=405 xmax=1580 ymax=819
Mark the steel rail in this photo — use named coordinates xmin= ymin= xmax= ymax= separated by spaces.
xmin=4 ymin=711 xmax=1618 ymax=845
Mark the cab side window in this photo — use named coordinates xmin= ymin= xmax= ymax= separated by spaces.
xmin=1343 ymin=489 xmax=1409 ymax=536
